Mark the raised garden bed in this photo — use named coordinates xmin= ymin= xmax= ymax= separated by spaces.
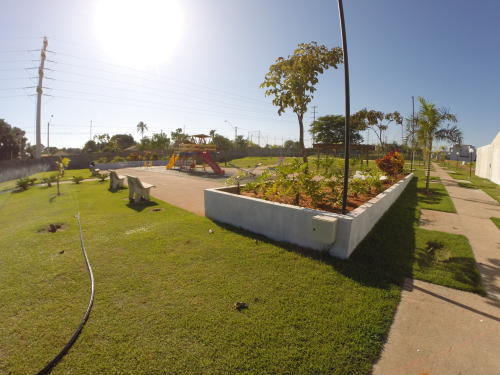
xmin=205 ymin=173 xmax=413 ymax=259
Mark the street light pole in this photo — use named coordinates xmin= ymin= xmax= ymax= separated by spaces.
xmin=47 ymin=115 xmax=53 ymax=157
xmin=456 ymin=151 xmax=459 ymax=170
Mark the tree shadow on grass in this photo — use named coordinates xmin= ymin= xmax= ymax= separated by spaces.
xmin=417 ymin=188 xmax=448 ymax=206
xmin=213 ymin=177 xmax=419 ymax=292
xmin=125 ymin=200 xmax=159 ymax=212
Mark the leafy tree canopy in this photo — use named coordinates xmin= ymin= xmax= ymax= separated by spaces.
xmin=351 ymin=109 xmax=402 ymax=152
xmin=113 ymin=134 xmax=136 ymax=149
xmin=150 ymin=132 xmax=170 ymax=149
xmin=260 ymin=42 xmax=343 ymax=163
xmin=0 ymin=119 xmax=22 ymax=160
xmin=209 ymin=130 xmax=233 ymax=148
xmin=82 ymin=140 xmax=97 ymax=153
xmin=171 ymin=128 xmax=189 ymax=144
xmin=309 ymin=115 xmax=363 ymax=145
xmin=284 ymin=140 xmax=300 ymax=149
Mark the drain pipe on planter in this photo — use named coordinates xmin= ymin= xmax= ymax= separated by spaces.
xmin=36 ymin=213 xmax=95 ymax=375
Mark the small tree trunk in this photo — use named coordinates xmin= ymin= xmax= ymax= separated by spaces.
xmin=425 ymin=140 xmax=432 ymax=194
xmin=297 ymin=113 xmax=308 ymax=165
xmin=57 ymin=174 xmax=60 ymax=196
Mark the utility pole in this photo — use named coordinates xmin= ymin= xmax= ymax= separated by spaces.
xmin=90 ymin=120 xmax=92 ymax=142
xmin=47 ymin=115 xmax=53 ymax=156
xmin=35 ymin=37 xmax=48 ymax=159
xmin=225 ymin=120 xmax=237 ymax=148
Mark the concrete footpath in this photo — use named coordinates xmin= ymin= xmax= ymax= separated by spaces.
xmin=373 ymin=163 xmax=500 ymax=374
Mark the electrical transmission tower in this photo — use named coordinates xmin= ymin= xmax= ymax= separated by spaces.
xmin=35 ymin=37 xmax=49 ymax=159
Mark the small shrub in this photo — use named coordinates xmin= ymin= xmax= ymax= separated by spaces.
xmin=111 ymin=156 xmax=127 ymax=163
xmin=28 ymin=177 xmax=38 ymax=186
xmin=96 ymin=173 xmax=109 ymax=182
xmin=375 ymin=149 xmax=405 ymax=176
xmin=41 ymin=174 xmax=57 ymax=187
xmin=72 ymin=176 xmax=85 ymax=184
xmin=16 ymin=177 xmax=31 ymax=191
xmin=129 ymin=152 xmax=141 ymax=161
xmin=95 ymin=157 xmax=108 ymax=163
xmin=152 ymin=152 xmax=158 ymax=161
xmin=144 ymin=151 xmax=151 ymax=160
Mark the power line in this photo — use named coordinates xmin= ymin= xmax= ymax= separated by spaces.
xmin=46 ymin=88 xmax=285 ymax=116
xmin=51 ymin=61 xmax=268 ymax=105
xmin=51 ymin=95 xmax=298 ymax=123
xmin=47 ymin=39 xmax=263 ymax=95
xmin=50 ymin=69 xmax=276 ymax=109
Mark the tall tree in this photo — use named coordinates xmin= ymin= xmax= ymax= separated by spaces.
xmin=351 ymin=109 xmax=402 ymax=152
xmin=136 ymin=121 xmax=148 ymax=139
xmin=260 ymin=42 xmax=343 ymax=164
xmin=0 ymin=119 xmax=21 ymax=160
xmin=113 ymin=134 xmax=136 ymax=149
xmin=171 ymin=128 xmax=189 ymax=144
xmin=284 ymin=140 xmax=300 ymax=149
xmin=309 ymin=115 xmax=363 ymax=145
xmin=82 ymin=140 xmax=97 ymax=153
xmin=413 ymin=97 xmax=461 ymax=194
xmin=150 ymin=132 xmax=170 ymax=149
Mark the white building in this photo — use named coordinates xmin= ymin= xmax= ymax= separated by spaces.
xmin=446 ymin=144 xmax=476 ymax=163
xmin=476 ymin=131 xmax=500 ymax=185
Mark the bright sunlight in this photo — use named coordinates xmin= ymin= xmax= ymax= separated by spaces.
xmin=95 ymin=0 xmax=183 ymax=65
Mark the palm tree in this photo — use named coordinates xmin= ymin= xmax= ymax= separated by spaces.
xmin=414 ymin=97 xmax=462 ymax=194
xmin=136 ymin=121 xmax=148 ymax=139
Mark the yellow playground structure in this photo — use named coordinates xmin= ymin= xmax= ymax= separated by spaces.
xmin=166 ymin=134 xmax=225 ymax=175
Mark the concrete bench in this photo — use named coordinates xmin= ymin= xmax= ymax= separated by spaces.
xmin=126 ymin=175 xmax=156 ymax=203
xmin=90 ymin=165 xmax=100 ymax=176
xmin=109 ymin=170 xmax=126 ymax=189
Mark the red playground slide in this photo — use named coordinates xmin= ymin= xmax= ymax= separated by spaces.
xmin=200 ymin=151 xmax=225 ymax=175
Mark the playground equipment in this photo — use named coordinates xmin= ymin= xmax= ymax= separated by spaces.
xmin=228 ymin=162 xmax=262 ymax=178
xmin=167 ymin=135 xmax=225 ymax=175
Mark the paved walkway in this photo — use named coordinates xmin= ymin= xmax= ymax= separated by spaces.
xmin=373 ymin=163 xmax=500 ymax=374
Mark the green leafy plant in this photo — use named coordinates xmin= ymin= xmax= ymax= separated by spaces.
xmin=41 ymin=174 xmax=57 ymax=188
xmin=72 ymin=176 xmax=85 ymax=184
xmin=111 ymin=156 xmax=127 ymax=163
xmin=55 ymin=157 xmax=70 ymax=196
xmin=223 ymin=171 xmax=247 ymax=194
xmin=96 ymin=173 xmax=109 ymax=182
xmin=152 ymin=152 xmax=159 ymax=161
xmin=95 ymin=157 xmax=108 ymax=163
xmin=16 ymin=177 xmax=31 ymax=191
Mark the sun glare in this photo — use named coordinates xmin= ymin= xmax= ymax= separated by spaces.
xmin=95 ymin=0 xmax=183 ymax=65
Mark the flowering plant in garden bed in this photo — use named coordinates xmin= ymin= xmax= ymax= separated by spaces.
xmin=223 ymin=156 xmax=407 ymax=214
xmin=375 ymin=149 xmax=404 ymax=177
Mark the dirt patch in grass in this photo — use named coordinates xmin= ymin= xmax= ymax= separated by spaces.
xmin=149 ymin=207 xmax=164 ymax=213
xmin=239 ymin=174 xmax=408 ymax=214
xmin=37 ymin=223 xmax=68 ymax=233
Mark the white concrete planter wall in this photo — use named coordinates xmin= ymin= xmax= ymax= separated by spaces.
xmin=205 ymin=173 xmax=413 ymax=259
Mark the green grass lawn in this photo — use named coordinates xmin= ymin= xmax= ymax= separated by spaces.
xmin=413 ymin=169 xmax=456 ymax=213
xmin=0 ymin=168 xmax=94 ymax=192
xmin=0 ymin=180 xmax=415 ymax=374
xmin=491 ymin=217 xmax=500 ymax=231
xmin=0 ymin=165 xmax=485 ymax=374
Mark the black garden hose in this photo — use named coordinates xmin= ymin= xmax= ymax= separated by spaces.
xmin=36 ymin=213 xmax=95 ymax=375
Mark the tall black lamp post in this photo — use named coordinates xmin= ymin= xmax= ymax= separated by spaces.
xmin=337 ymin=0 xmax=350 ymax=215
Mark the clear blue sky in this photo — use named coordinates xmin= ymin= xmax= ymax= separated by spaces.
xmin=1 ymin=0 xmax=498 ymax=150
